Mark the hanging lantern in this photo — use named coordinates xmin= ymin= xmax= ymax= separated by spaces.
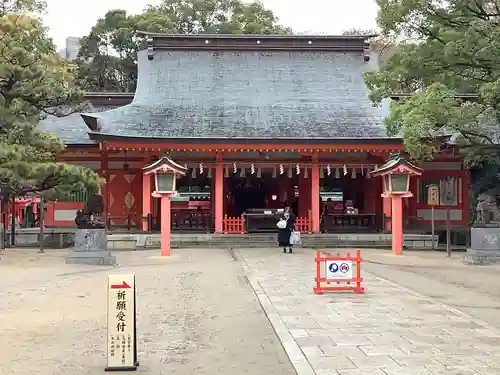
xmin=304 ymin=167 xmax=309 ymax=178
xmin=326 ymin=164 xmax=331 ymax=176
xmin=257 ymin=168 xmax=262 ymax=178
xmin=351 ymin=167 xmax=356 ymax=179
xmin=287 ymin=168 xmax=293 ymax=178
xmin=240 ymin=167 xmax=246 ymax=177
xmin=272 ymin=167 xmax=277 ymax=178
xmin=250 ymin=164 xmax=255 ymax=174
xmin=279 ymin=164 xmax=284 ymax=175
xmin=296 ymin=164 xmax=300 ymax=175
xmin=361 ymin=164 xmax=365 ymax=176
xmin=233 ymin=162 xmax=237 ymax=174
xmin=224 ymin=167 xmax=229 ymax=178
xmin=343 ymin=164 xmax=347 ymax=176
xmin=199 ymin=162 xmax=204 ymax=174
xmin=191 ymin=167 xmax=196 ymax=179
xmin=335 ymin=167 xmax=340 ymax=179
xmin=207 ymin=167 xmax=212 ymax=178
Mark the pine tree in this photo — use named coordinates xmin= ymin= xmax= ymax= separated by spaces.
xmin=0 ymin=13 xmax=101 ymax=204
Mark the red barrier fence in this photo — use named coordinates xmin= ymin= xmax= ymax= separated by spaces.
xmin=296 ymin=216 xmax=312 ymax=233
xmin=223 ymin=215 xmax=245 ymax=234
xmin=313 ymin=249 xmax=364 ymax=294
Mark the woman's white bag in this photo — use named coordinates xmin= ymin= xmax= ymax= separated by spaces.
xmin=290 ymin=231 xmax=301 ymax=245
xmin=277 ymin=219 xmax=287 ymax=229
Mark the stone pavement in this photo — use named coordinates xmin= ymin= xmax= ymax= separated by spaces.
xmin=361 ymin=249 xmax=500 ymax=329
xmin=0 ymin=248 xmax=294 ymax=375
xmin=236 ymin=248 xmax=500 ymax=375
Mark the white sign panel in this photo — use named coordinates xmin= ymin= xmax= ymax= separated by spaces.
xmin=106 ymin=274 xmax=137 ymax=371
xmin=325 ymin=260 xmax=353 ymax=280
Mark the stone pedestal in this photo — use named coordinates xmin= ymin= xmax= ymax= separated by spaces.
xmin=66 ymin=229 xmax=116 ymax=265
xmin=464 ymin=227 xmax=500 ymax=265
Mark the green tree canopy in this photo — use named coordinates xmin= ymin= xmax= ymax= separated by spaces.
xmin=342 ymin=28 xmax=397 ymax=66
xmin=0 ymin=13 xmax=101 ymax=202
xmin=365 ymin=0 xmax=500 ymax=164
xmin=0 ymin=0 xmax=46 ymax=15
xmin=75 ymin=0 xmax=292 ymax=92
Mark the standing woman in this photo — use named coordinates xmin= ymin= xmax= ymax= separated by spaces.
xmin=277 ymin=206 xmax=296 ymax=253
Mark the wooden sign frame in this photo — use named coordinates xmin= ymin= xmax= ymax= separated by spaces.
xmin=105 ymin=274 xmax=139 ymax=372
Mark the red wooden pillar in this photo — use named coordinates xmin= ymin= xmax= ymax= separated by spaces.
xmin=160 ymin=195 xmax=172 ymax=256
xmin=211 ymin=173 xmax=215 ymax=220
xmin=102 ymin=150 xmax=109 ymax=217
xmin=311 ymin=156 xmax=320 ymax=233
xmin=391 ymin=195 xmax=403 ymax=255
xmin=142 ymin=174 xmax=151 ymax=232
xmin=214 ymin=155 xmax=224 ymax=233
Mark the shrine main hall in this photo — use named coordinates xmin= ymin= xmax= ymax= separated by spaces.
xmin=38 ymin=33 xmax=469 ymax=235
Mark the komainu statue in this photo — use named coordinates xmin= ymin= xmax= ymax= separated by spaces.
xmin=475 ymin=193 xmax=500 ymax=226
xmin=74 ymin=194 xmax=106 ymax=229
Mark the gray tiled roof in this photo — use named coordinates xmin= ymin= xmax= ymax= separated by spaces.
xmin=38 ymin=104 xmax=123 ymax=144
xmin=86 ymin=49 xmax=391 ymax=140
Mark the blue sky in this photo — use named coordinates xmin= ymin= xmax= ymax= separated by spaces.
xmin=43 ymin=0 xmax=380 ymax=48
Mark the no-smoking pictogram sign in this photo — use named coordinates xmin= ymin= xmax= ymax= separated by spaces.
xmin=339 ymin=263 xmax=350 ymax=273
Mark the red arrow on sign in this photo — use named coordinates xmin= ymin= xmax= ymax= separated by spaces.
xmin=110 ymin=281 xmax=131 ymax=289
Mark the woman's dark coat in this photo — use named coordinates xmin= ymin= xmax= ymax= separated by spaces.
xmin=277 ymin=213 xmax=296 ymax=247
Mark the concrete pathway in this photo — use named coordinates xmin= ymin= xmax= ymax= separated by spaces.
xmin=237 ymin=248 xmax=500 ymax=375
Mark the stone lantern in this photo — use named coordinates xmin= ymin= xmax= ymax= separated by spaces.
xmin=371 ymin=153 xmax=422 ymax=255
xmin=142 ymin=157 xmax=187 ymax=256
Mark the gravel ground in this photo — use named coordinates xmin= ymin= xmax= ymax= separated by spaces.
xmin=0 ymin=248 xmax=295 ymax=375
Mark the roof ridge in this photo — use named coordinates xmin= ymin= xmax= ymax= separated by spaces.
xmin=137 ymin=31 xmax=377 ymax=40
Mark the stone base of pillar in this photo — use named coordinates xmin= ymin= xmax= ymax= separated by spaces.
xmin=66 ymin=251 xmax=116 ymax=265
xmin=464 ymin=227 xmax=500 ymax=264
xmin=65 ymin=229 xmax=116 ymax=265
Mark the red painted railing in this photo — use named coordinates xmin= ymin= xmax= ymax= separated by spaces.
xmin=296 ymin=215 xmax=312 ymax=233
xmin=313 ymin=249 xmax=364 ymax=294
xmin=223 ymin=215 xmax=245 ymax=234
